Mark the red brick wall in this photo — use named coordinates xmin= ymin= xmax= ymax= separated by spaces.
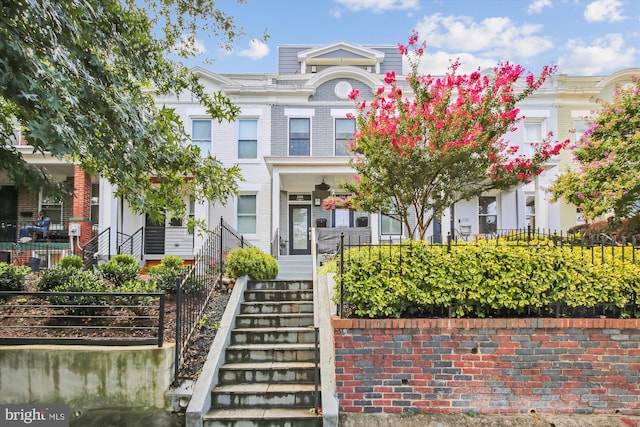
xmin=72 ymin=166 xmax=92 ymax=246
xmin=332 ymin=317 xmax=640 ymax=416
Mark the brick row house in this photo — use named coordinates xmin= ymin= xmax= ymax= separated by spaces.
xmin=1 ymin=41 xmax=637 ymax=267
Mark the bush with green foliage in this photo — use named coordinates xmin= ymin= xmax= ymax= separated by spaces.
xmin=37 ymin=265 xmax=81 ymax=292
xmin=49 ymin=270 xmax=107 ymax=314
xmin=332 ymin=240 xmax=640 ymax=318
xmin=58 ymin=255 xmax=84 ymax=269
xmin=0 ymin=262 xmax=31 ymax=291
xmin=98 ymin=254 xmax=140 ymax=286
xmin=114 ymin=279 xmax=159 ymax=315
xmin=148 ymin=255 xmax=190 ymax=293
xmin=224 ymin=247 xmax=278 ymax=280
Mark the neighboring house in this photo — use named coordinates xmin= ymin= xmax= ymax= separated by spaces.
xmin=2 ymin=40 xmax=638 ymax=266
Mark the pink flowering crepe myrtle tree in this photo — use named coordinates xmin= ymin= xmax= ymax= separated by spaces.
xmin=550 ymin=76 xmax=640 ymax=222
xmin=341 ymin=31 xmax=568 ymax=240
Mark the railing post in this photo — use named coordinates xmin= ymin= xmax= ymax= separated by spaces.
xmin=339 ymin=232 xmax=345 ymax=318
xmin=219 ymin=216 xmax=224 ymax=278
xmin=158 ymin=293 xmax=165 ymax=347
xmin=173 ymin=276 xmax=182 ymax=387
xmin=447 ymin=232 xmax=452 ymax=254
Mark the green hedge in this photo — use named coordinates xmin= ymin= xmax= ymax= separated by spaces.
xmin=334 ymin=240 xmax=640 ymax=318
xmin=224 ymin=247 xmax=278 ymax=280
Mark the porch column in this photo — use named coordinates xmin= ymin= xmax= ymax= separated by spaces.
xmin=271 ymin=168 xmax=282 ymax=254
xmin=71 ymin=165 xmax=92 ymax=248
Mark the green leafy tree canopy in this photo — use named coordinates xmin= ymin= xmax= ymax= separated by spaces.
xmin=550 ymin=76 xmax=640 ymax=221
xmin=342 ymin=31 xmax=567 ymax=240
xmin=0 ymin=0 xmax=264 ymax=225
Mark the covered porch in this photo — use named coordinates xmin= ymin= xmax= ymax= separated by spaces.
xmin=265 ymin=156 xmax=374 ymax=256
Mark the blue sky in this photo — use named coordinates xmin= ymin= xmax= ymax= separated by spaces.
xmin=184 ymin=0 xmax=640 ymax=76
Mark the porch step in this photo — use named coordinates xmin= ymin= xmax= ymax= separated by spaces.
xmin=225 ymin=343 xmax=316 ymax=363
xmin=203 ymin=408 xmax=321 ymax=427
xmin=218 ymin=361 xmax=316 ymax=384
xmin=244 ymin=289 xmax=314 ymax=302
xmin=211 ymin=383 xmax=319 ymax=408
xmin=240 ymin=301 xmax=314 ymax=315
xmin=231 ymin=327 xmax=316 ymax=345
xmin=235 ymin=313 xmax=314 ymax=328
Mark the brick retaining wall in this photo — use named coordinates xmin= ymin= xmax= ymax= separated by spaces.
xmin=332 ymin=317 xmax=640 ymax=416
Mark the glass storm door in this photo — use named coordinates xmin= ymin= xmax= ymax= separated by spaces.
xmin=289 ymin=205 xmax=311 ymax=255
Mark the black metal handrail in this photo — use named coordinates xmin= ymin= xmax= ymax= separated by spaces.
xmin=172 ymin=217 xmax=251 ymax=385
xmin=0 ymin=291 xmax=166 ymax=346
xmin=81 ymin=227 xmax=111 ymax=270
xmin=118 ymin=227 xmax=143 ymax=259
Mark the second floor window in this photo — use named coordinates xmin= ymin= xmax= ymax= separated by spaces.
xmin=192 ymin=119 xmax=211 ymax=157
xmin=289 ymin=118 xmax=310 ymax=156
xmin=523 ymin=122 xmax=542 ymax=157
xmin=335 ymin=118 xmax=355 ymax=156
xmin=238 ymin=119 xmax=258 ymax=159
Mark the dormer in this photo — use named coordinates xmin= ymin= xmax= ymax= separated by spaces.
xmin=298 ymin=42 xmax=385 ymax=74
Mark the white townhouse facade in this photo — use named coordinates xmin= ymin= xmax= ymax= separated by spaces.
xmin=2 ymin=41 xmax=637 ymax=267
xmin=91 ymin=42 xmax=639 ymax=262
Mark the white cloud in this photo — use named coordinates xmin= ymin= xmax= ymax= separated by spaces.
xmin=558 ymin=33 xmax=638 ymax=74
xmin=334 ymin=0 xmax=419 ymax=12
xmin=584 ymin=0 xmax=625 ymax=23
xmin=405 ymin=51 xmax=499 ymax=76
xmin=237 ymin=39 xmax=270 ymax=60
xmin=528 ymin=0 xmax=552 ymax=14
xmin=415 ymin=14 xmax=554 ymax=60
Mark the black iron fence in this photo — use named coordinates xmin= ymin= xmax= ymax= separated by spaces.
xmin=0 ymin=291 xmax=166 ymax=346
xmin=173 ymin=217 xmax=250 ymax=385
xmin=335 ymin=228 xmax=640 ymax=318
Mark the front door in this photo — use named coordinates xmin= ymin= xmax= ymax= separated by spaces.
xmin=0 ymin=186 xmax=18 ymax=241
xmin=144 ymin=214 xmax=165 ymax=255
xmin=289 ymin=205 xmax=311 ymax=255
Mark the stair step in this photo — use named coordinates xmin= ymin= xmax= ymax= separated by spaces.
xmin=231 ymin=327 xmax=316 ymax=345
xmin=211 ymin=383 xmax=320 ymax=408
xmin=225 ymin=343 xmax=316 ymax=363
xmin=235 ymin=313 xmax=314 ymax=328
xmin=218 ymin=361 xmax=317 ymax=384
xmin=203 ymin=408 xmax=322 ymax=427
xmin=240 ymin=301 xmax=314 ymax=315
xmin=244 ymin=290 xmax=314 ymax=302
xmin=247 ymin=281 xmax=313 ymax=291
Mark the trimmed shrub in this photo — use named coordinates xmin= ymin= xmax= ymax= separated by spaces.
xmin=148 ymin=255 xmax=190 ymax=293
xmin=98 ymin=254 xmax=140 ymax=286
xmin=334 ymin=240 xmax=640 ymax=319
xmin=58 ymin=255 xmax=83 ymax=269
xmin=49 ymin=270 xmax=107 ymax=314
xmin=0 ymin=262 xmax=31 ymax=291
xmin=224 ymin=247 xmax=278 ymax=280
xmin=37 ymin=265 xmax=81 ymax=291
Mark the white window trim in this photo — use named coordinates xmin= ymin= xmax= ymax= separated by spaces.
xmin=237 ymin=117 xmax=260 ymax=163
xmin=288 ymin=117 xmax=312 ymax=156
xmin=237 ymin=193 xmax=258 ymax=237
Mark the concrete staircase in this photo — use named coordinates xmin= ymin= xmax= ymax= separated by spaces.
xmin=202 ymin=279 xmax=322 ymax=427
xmin=276 ymin=256 xmax=313 ymax=280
